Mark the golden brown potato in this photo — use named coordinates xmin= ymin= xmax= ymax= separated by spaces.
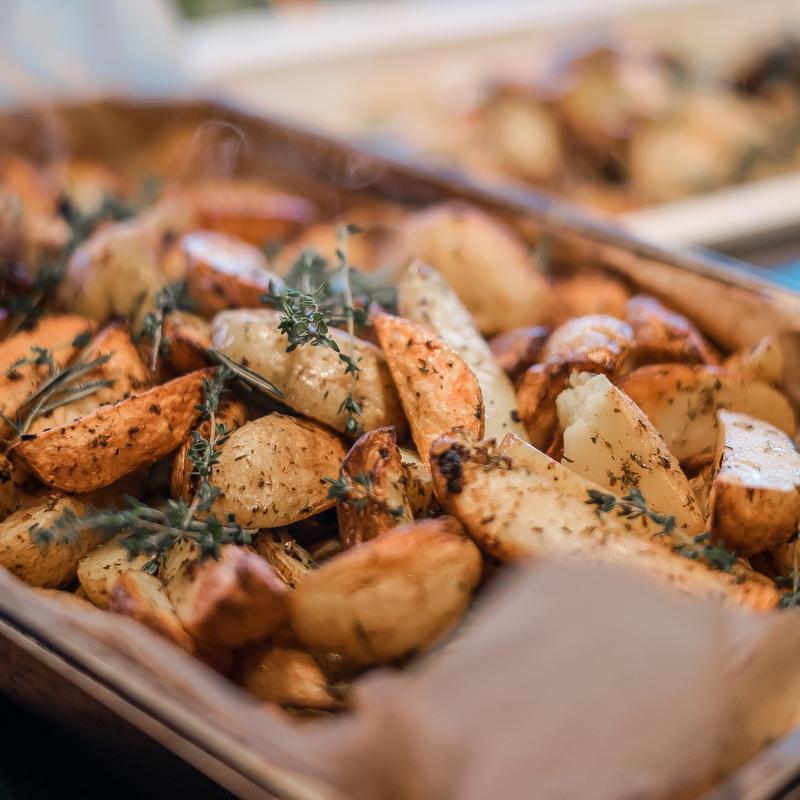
xmin=430 ymin=436 xmax=778 ymax=611
xmin=163 ymin=541 xmax=289 ymax=648
xmin=53 ymin=159 xmax=126 ymax=217
xmin=110 ymin=569 xmax=195 ymax=652
xmin=289 ymin=516 xmax=482 ymax=666
xmin=724 ymin=335 xmax=784 ymax=386
xmin=182 ymin=231 xmax=284 ymax=316
xmin=542 ymin=314 xmax=634 ymax=376
xmin=625 ymin=295 xmax=717 ymax=367
xmin=33 ymin=587 xmax=98 ymax=611
xmin=373 ymin=310 xmax=483 ymax=466
xmin=184 ymin=182 xmax=316 ymax=247
xmin=398 ymin=447 xmax=437 ymax=519
xmin=396 ymin=260 xmax=526 ymax=441
xmin=0 ymin=496 xmax=101 ymax=588
xmin=253 ymin=535 xmax=312 ymax=588
xmin=211 ymin=309 xmax=407 ymax=438
xmin=337 ymin=426 xmax=414 ymax=548
xmin=170 ymin=396 xmax=248 ymax=501
xmin=211 ymin=414 xmax=346 ymax=528
xmin=77 ymin=535 xmax=151 ymax=608
xmin=552 ymin=271 xmax=631 ymax=320
xmin=10 ymin=369 xmax=209 ymax=493
xmin=488 ymin=326 xmax=550 ymax=385
xmin=557 ymin=373 xmax=705 ymax=533
xmin=0 ymin=455 xmax=39 ymax=522
xmin=515 ymin=363 xmax=571 ymax=450
xmin=162 ymin=310 xmax=211 ymax=374
xmin=28 ymin=322 xmax=149 ymax=435
xmin=708 ymin=410 xmax=800 ymax=556
xmin=618 ymin=364 xmax=796 ymax=465
xmin=390 ymin=203 xmax=555 ymax=334
xmin=238 ymin=643 xmax=338 ymax=710
xmin=0 ymin=315 xmax=94 ymax=433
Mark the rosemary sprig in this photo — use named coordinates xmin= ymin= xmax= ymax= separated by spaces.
xmin=324 ymin=472 xmax=405 ymax=518
xmin=206 ymin=348 xmax=284 ymax=399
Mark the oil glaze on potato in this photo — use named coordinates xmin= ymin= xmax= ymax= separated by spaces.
xmin=709 ymin=411 xmax=800 ymax=556
xmin=211 ymin=414 xmax=346 ymax=528
xmin=0 ymin=497 xmax=101 ymax=588
xmin=374 ymin=310 xmax=483 ymax=466
xmin=211 ymin=308 xmax=407 ymax=437
xmin=489 ymin=326 xmax=550 ymax=385
xmin=289 ymin=516 xmax=482 ymax=666
xmin=10 ymin=370 xmax=210 ymax=493
xmin=162 ymin=311 xmax=212 ymax=374
xmin=618 ymin=364 xmax=796 ymax=465
xmin=430 ymin=437 xmax=778 ymax=611
xmin=542 ymin=314 xmax=634 ymax=376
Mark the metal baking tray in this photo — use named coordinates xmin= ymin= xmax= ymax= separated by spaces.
xmin=2 ymin=96 xmax=800 ymax=799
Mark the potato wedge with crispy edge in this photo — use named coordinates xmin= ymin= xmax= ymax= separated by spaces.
xmin=10 ymin=369 xmax=210 ymax=493
xmin=542 ymin=314 xmax=634 ymax=376
xmin=253 ymin=535 xmax=312 ymax=588
xmin=557 ymin=373 xmax=705 ymax=533
xmin=398 ymin=447 xmax=438 ymax=518
xmin=625 ymin=295 xmax=717 ymax=367
xmin=618 ymin=364 xmax=796 ymax=465
xmin=211 ymin=309 xmax=407 ymax=438
xmin=430 ymin=437 xmax=778 ymax=611
xmin=708 ymin=411 xmax=800 ymax=556
xmin=171 ymin=396 xmax=248 ymax=501
xmin=724 ymin=335 xmax=784 ymax=386
xmin=488 ymin=326 xmax=550 ymax=385
xmin=211 ymin=413 xmax=346 ymax=528
xmin=397 ymin=260 xmax=526 ymax=441
xmin=162 ymin=311 xmax=211 ymax=374
xmin=337 ymin=426 xmax=414 ymax=548
xmin=0 ymin=315 xmax=94 ymax=429
xmin=29 ymin=321 xmax=150 ymax=435
xmin=238 ymin=643 xmax=339 ymax=710
xmin=77 ymin=535 xmax=151 ymax=608
xmin=163 ymin=540 xmax=289 ymax=648
xmin=373 ymin=310 xmax=483 ymax=466
xmin=182 ymin=231 xmax=285 ymax=316
xmin=0 ymin=496 xmax=101 ymax=588
xmin=515 ymin=362 xmax=571 ymax=450
xmin=552 ymin=271 xmax=631 ymax=320
xmin=289 ymin=516 xmax=482 ymax=666
xmin=391 ymin=202 xmax=555 ymax=334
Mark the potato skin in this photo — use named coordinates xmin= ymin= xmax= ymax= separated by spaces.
xmin=488 ymin=326 xmax=550 ymax=385
xmin=10 ymin=369 xmax=210 ymax=493
xmin=77 ymin=535 xmax=151 ymax=608
xmin=162 ymin=311 xmax=211 ymax=374
xmin=373 ymin=311 xmax=483 ymax=466
xmin=211 ymin=414 xmax=346 ymax=528
xmin=724 ymin=335 xmax=784 ymax=386
xmin=542 ymin=314 xmax=634 ymax=376
xmin=163 ymin=541 xmax=289 ymax=648
xmin=515 ymin=362 xmax=571 ymax=450
xmin=289 ymin=516 xmax=482 ymax=666
xmin=552 ymin=271 xmax=631 ymax=320
xmin=709 ymin=411 xmax=800 ymax=556
xmin=0 ymin=496 xmax=101 ymax=588
xmin=337 ymin=426 xmax=413 ymax=548
xmin=211 ymin=309 xmax=407 ymax=438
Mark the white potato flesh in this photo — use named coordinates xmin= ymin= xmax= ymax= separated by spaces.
xmin=211 ymin=308 xmax=407 ymax=437
xmin=397 ymin=261 xmax=525 ymax=441
xmin=557 ymin=373 xmax=705 ymax=534
xmin=724 ymin=335 xmax=784 ymax=386
xmin=77 ymin=535 xmax=151 ymax=608
xmin=709 ymin=410 xmax=800 ymax=556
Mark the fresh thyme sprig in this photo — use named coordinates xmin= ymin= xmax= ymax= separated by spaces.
xmin=324 ymin=472 xmax=405 ymax=518
xmin=139 ymin=280 xmax=193 ymax=372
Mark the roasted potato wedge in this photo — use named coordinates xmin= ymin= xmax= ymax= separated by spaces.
xmin=618 ymin=364 xmax=796 ymax=465
xmin=430 ymin=437 xmax=778 ymax=611
xmin=77 ymin=535 xmax=151 ymax=608
xmin=708 ymin=411 xmax=800 ymax=556
xmin=396 ymin=260 xmax=526 ymax=440
xmin=0 ymin=496 xmax=101 ymax=588
xmin=163 ymin=541 xmax=289 ymax=648
xmin=373 ymin=310 xmax=483 ymax=466
xmin=162 ymin=310 xmax=212 ymax=374
xmin=625 ymin=294 xmax=717 ymax=366
xmin=515 ymin=362 xmax=571 ymax=450
xmin=212 ymin=309 xmax=407 ymax=437
xmin=552 ymin=271 xmax=631 ymax=320
xmin=289 ymin=516 xmax=482 ymax=666
xmin=253 ymin=535 xmax=312 ymax=588
xmin=391 ymin=203 xmax=555 ymax=334
xmin=542 ymin=314 xmax=634 ymax=376
xmin=10 ymin=369 xmax=209 ymax=493
xmin=488 ymin=326 xmax=550 ymax=385
xmin=182 ymin=231 xmax=285 ymax=316
xmin=557 ymin=373 xmax=705 ymax=533
xmin=724 ymin=334 xmax=784 ymax=386
xmin=398 ymin=447 xmax=437 ymax=519
xmin=337 ymin=426 xmax=413 ymax=548
xmin=29 ymin=321 xmax=149 ymax=435
xmin=238 ymin=644 xmax=338 ymax=710
xmin=211 ymin=414 xmax=346 ymax=528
